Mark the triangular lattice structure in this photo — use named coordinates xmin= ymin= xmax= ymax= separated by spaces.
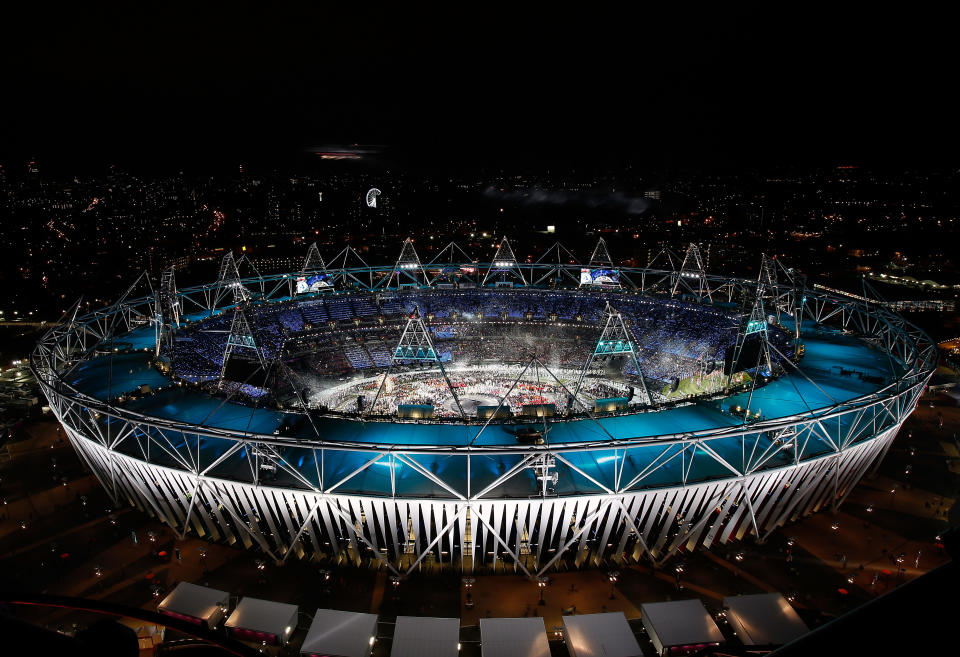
xmin=581 ymin=237 xmax=620 ymax=288
xmin=301 ymin=242 xmax=327 ymax=274
xmin=672 ymin=243 xmax=711 ymax=302
xmin=388 ymin=238 xmax=427 ymax=288
xmin=726 ymin=285 xmax=773 ymax=392
xmin=369 ymin=306 xmax=464 ymax=416
xmin=215 ymin=252 xmax=248 ymax=309
xmin=296 ymin=242 xmax=333 ymax=294
xmin=483 ymin=237 xmax=526 ymax=286
xmin=759 ymin=253 xmax=782 ymax=324
xmin=572 ymin=303 xmax=652 ymax=409
xmin=531 ymin=242 xmax=580 ymax=286
xmin=589 ymin=237 xmax=614 ymax=268
xmin=426 ymin=241 xmax=475 ymax=286
xmin=642 ymin=246 xmax=682 ymax=293
xmin=393 ymin=308 xmax=439 ymax=361
xmin=218 ymin=303 xmax=268 ymax=389
xmin=155 ymin=266 xmax=180 ymax=356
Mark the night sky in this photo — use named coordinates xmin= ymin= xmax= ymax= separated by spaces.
xmin=2 ymin=6 xmax=956 ymax=170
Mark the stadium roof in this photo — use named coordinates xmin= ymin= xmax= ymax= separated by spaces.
xmin=562 ymin=612 xmax=643 ymax=657
xmin=722 ymin=593 xmax=808 ymax=646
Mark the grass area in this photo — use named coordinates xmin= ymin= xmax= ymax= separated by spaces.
xmin=660 ymin=371 xmax=746 ymax=399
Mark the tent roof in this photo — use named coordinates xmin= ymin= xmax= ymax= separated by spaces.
xmin=157 ymin=582 xmax=229 ymax=622
xmin=301 ymin=608 xmax=378 ymax=657
xmin=225 ymin=597 xmax=298 ymax=637
xmin=479 ymin=617 xmax=549 ymax=657
xmin=640 ymin=599 xmax=723 ymax=648
xmin=562 ymin=612 xmax=643 ymax=657
xmin=722 ymin=593 xmax=808 ymax=646
xmin=391 ymin=616 xmax=460 ymax=657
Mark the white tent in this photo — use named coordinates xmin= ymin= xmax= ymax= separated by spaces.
xmin=225 ymin=596 xmax=298 ymax=646
xmin=480 ymin=617 xmax=550 ymax=657
xmin=391 ymin=616 xmax=460 ymax=657
xmin=640 ymin=599 xmax=724 ymax=656
xmin=157 ymin=582 xmax=229 ymax=629
xmin=301 ymin=608 xmax=378 ymax=657
xmin=562 ymin=612 xmax=643 ymax=657
xmin=722 ymin=593 xmax=808 ymax=647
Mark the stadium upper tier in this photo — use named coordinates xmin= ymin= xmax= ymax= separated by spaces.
xmin=59 ymin=283 xmax=901 ymax=452
xmin=165 ymin=289 xmax=748 ymax=394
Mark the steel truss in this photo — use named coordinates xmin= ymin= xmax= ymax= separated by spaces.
xmin=32 ymin=257 xmax=934 ymax=577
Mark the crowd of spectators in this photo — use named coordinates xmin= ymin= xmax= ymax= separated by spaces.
xmin=164 ymin=289 xmax=745 ymax=398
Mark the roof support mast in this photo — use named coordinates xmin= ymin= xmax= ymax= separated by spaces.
xmin=572 ymin=303 xmax=652 ymax=410
xmin=368 ymin=306 xmax=465 ymax=417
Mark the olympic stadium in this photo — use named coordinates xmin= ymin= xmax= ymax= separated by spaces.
xmin=31 ymin=237 xmax=936 ymax=578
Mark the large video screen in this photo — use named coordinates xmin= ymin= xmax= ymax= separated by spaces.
xmin=295 ymin=274 xmax=334 ymax=293
xmin=580 ymin=268 xmax=620 ymax=286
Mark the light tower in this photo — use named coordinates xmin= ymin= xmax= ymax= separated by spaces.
xmin=482 ymin=237 xmax=526 ymax=286
xmin=581 ymin=237 xmax=620 ymax=288
xmin=213 ymin=252 xmax=249 ymax=312
xmin=155 ymin=266 xmax=180 ymax=357
xmin=368 ymin=306 xmax=465 ymax=417
xmin=672 ymin=243 xmax=711 ymax=302
xmin=388 ymin=238 xmax=428 ymax=288
xmin=572 ymin=303 xmax=652 ymax=409
xmin=725 ymin=281 xmax=774 ymax=395
xmin=218 ymin=303 xmax=268 ymax=391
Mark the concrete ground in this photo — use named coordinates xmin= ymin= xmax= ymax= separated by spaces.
xmin=1 ymin=394 xmax=957 ymax=655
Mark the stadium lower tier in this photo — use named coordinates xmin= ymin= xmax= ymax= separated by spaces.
xmin=47 ymin=324 xmax=922 ymax=573
xmin=62 ymin=421 xmax=898 ymax=575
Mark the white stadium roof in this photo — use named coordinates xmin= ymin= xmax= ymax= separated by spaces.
xmin=225 ymin=596 xmax=298 ymax=643
xmin=722 ymin=593 xmax=808 ymax=646
xmin=157 ymin=581 xmax=229 ymax=626
xmin=479 ymin=617 xmax=550 ymax=657
xmin=391 ymin=616 xmax=460 ymax=657
xmin=562 ymin=612 xmax=643 ymax=657
xmin=640 ymin=599 xmax=724 ymax=655
xmin=301 ymin=608 xmax=378 ymax=657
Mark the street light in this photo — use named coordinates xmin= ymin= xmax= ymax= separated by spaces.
xmin=536 ymin=576 xmax=548 ymax=605
xmin=607 ymin=570 xmax=620 ymax=599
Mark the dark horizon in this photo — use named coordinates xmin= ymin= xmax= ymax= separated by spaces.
xmin=3 ymin=7 xmax=958 ymax=172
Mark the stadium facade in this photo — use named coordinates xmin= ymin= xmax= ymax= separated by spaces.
xmin=31 ymin=239 xmax=935 ymax=577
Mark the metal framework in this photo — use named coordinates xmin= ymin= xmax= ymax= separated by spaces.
xmin=32 ymin=247 xmax=935 ymax=578
xmin=572 ymin=303 xmax=652 ymax=408
xmin=388 ymin=238 xmax=427 ymax=288
xmin=301 ymin=242 xmax=327 ymax=276
xmin=672 ymin=243 xmax=711 ymax=302
xmin=155 ymin=266 xmax=179 ymax=357
xmin=483 ymin=237 xmax=526 ymax=286
xmin=217 ymin=303 xmax=269 ymax=390
xmin=369 ymin=306 xmax=465 ymax=417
